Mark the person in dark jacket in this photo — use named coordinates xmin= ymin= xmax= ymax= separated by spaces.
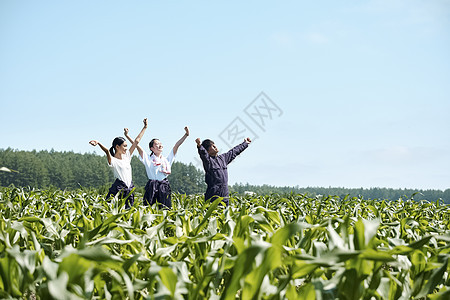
xmin=195 ymin=137 xmax=251 ymax=206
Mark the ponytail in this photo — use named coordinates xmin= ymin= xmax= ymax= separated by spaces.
xmin=149 ymin=138 xmax=159 ymax=157
xmin=110 ymin=137 xmax=126 ymax=156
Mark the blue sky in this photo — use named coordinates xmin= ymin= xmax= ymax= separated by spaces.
xmin=1 ymin=0 xmax=449 ymax=190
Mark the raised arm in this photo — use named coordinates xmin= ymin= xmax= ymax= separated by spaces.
xmin=195 ymin=138 xmax=202 ymax=148
xmin=129 ymin=118 xmax=148 ymax=156
xmin=196 ymin=137 xmax=210 ymax=169
xmin=89 ymin=140 xmax=112 ymax=165
xmin=124 ymin=128 xmax=144 ymax=158
xmin=223 ymin=137 xmax=251 ymax=164
xmin=172 ymin=126 xmax=189 ymax=156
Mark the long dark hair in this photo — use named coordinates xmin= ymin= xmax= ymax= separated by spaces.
xmin=109 ymin=137 xmax=126 ymax=156
xmin=149 ymin=138 xmax=159 ymax=156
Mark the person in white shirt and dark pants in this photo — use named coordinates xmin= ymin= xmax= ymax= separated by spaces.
xmin=125 ymin=124 xmax=189 ymax=209
xmin=90 ymin=118 xmax=147 ymax=209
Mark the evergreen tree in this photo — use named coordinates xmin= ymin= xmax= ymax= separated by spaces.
xmin=168 ymin=162 xmax=206 ymax=194
xmin=0 ymin=148 xmax=449 ymax=203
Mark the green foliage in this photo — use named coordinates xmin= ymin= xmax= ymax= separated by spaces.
xmin=231 ymin=183 xmax=450 ymax=204
xmin=1 ymin=148 xmax=449 ymax=203
xmin=0 ymin=148 xmax=206 ymax=195
xmin=0 ymin=148 xmax=114 ymax=189
xmin=168 ymin=162 xmax=206 ymax=194
xmin=0 ymin=187 xmax=449 ymax=299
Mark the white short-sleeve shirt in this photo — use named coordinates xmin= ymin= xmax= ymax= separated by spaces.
xmin=139 ymin=149 xmax=176 ymax=181
xmin=109 ymin=151 xmax=133 ymax=187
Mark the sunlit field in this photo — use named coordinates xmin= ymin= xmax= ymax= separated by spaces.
xmin=1 ymin=187 xmax=449 ymax=299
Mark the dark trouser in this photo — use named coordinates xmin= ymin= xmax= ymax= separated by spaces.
xmin=205 ymin=184 xmax=229 ymax=206
xmin=144 ymin=178 xmax=172 ymax=209
xmin=106 ymin=179 xmax=135 ymax=209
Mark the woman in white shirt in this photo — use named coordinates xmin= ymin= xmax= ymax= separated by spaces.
xmin=125 ymin=125 xmax=189 ymax=209
xmin=89 ymin=118 xmax=147 ymax=208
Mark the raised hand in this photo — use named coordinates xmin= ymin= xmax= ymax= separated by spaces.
xmin=184 ymin=126 xmax=190 ymax=136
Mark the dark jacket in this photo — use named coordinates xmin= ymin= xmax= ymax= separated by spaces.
xmin=197 ymin=141 xmax=248 ymax=202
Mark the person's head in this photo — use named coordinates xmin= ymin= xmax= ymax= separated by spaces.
xmin=149 ymin=138 xmax=163 ymax=156
xmin=109 ymin=137 xmax=127 ymax=156
xmin=202 ymin=139 xmax=219 ymax=156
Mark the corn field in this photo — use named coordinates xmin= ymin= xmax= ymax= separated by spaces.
xmin=1 ymin=187 xmax=450 ymax=299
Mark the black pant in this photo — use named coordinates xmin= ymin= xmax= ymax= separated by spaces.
xmin=106 ymin=179 xmax=135 ymax=209
xmin=144 ymin=178 xmax=172 ymax=209
xmin=205 ymin=184 xmax=229 ymax=206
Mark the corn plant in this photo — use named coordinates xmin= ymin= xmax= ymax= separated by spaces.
xmin=0 ymin=187 xmax=449 ymax=299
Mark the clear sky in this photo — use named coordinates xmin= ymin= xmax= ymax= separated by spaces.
xmin=1 ymin=0 xmax=449 ymax=190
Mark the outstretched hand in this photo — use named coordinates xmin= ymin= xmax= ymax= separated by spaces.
xmin=244 ymin=137 xmax=252 ymax=144
xmin=89 ymin=140 xmax=99 ymax=146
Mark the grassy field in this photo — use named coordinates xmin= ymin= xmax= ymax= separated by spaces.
xmin=0 ymin=187 xmax=449 ymax=299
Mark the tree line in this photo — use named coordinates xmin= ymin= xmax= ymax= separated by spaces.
xmin=0 ymin=148 xmax=206 ymax=194
xmin=1 ymin=148 xmax=449 ymax=203
xmin=230 ymin=183 xmax=450 ymax=204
